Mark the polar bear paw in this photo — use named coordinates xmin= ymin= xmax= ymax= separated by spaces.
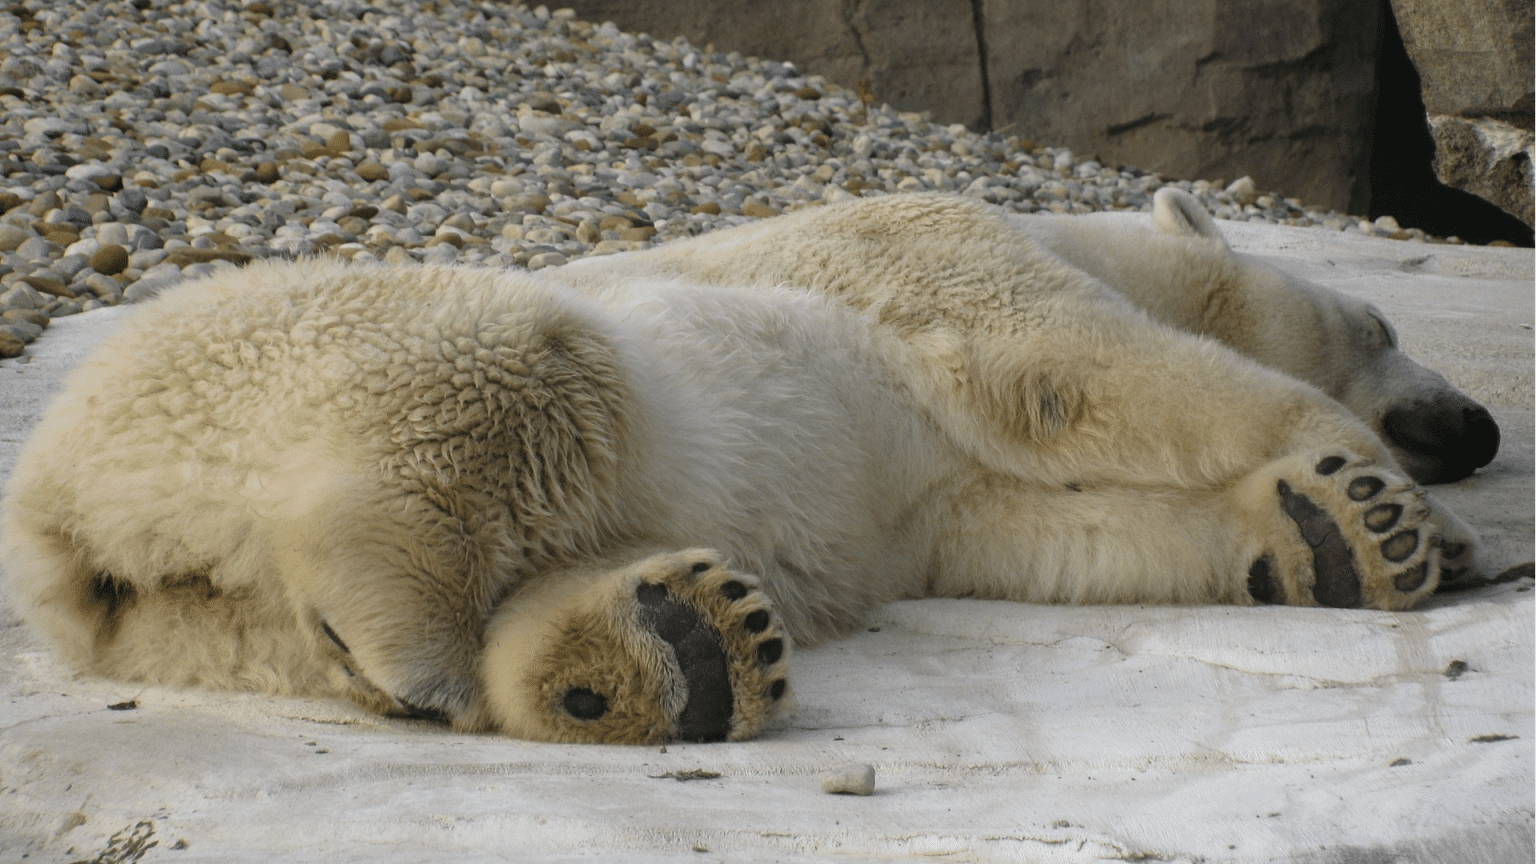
xmin=482 ymin=550 xmax=791 ymax=744
xmin=1241 ymin=452 xmax=1453 ymax=610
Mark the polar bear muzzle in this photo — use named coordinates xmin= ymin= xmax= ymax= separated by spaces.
xmin=1381 ymin=395 xmax=1500 ymax=485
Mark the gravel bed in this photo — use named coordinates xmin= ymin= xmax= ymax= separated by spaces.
xmin=0 ymin=0 xmax=1457 ymax=359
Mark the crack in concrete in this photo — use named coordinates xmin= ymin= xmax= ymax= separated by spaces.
xmin=837 ymin=0 xmax=873 ymax=72
xmin=968 ymin=0 xmax=993 ymax=132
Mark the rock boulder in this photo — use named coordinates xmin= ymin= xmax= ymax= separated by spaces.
xmin=1389 ymin=0 xmax=1534 ymax=226
xmin=566 ymin=0 xmax=1380 ymax=212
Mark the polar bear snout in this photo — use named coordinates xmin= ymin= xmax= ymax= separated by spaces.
xmin=1381 ymin=396 xmax=1500 ymax=485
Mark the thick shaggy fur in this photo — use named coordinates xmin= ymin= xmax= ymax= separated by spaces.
xmin=1 ymin=192 xmax=1488 ymax=742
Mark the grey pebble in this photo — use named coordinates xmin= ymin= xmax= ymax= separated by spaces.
xmin=820 ymin=763 xmax=876 ymax=795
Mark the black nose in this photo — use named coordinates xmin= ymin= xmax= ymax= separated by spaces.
xmin=1382 ymin=399 xmax=1500 ymax=484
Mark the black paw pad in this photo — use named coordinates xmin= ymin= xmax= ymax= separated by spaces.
xmin=636 ymin=582 xmax=733 ymax=742
xmin=1440 ymin=541 xmax=1467 ymax=559
xmin=756 ymin=638 xmax=783 ymax=665
xmin=720 ymin=580 xmax=748 ymax=601
xmin=690 ymin=561 xmax=712 ymax=575
xmin=1381 ymin=530 xmax=1419 ymax=563
xmin=1364 ymin=503 xmax=1403 ymax=533
xmin=1278 ymin=479 xmax=1362 ymax=608
xmin=563 ymin=687 xmax=609 ymax=720
xmin=1395 ymin=562 xmax=1430 ymax=592
xmin=1315 ymin=456 xmax=1347 ymax=476
xmin=768 ymin=679 xmax=786 ymax=700
xmin=1247 ymin=556 xmax=1281 ymax=604
xmin=1347 ymin=476 xmax=1386 ymax=501
xmin=743 ymin=609 xmax=770 ymax=633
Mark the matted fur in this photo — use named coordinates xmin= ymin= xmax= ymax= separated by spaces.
xmin=0 ymin=192 xmax=1488 ymax=742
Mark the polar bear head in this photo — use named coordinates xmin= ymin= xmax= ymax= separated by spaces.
xmin=1151 ymin=189 xmax=1501 ymax=484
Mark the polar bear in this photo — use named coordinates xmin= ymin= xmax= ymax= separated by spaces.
xmin=0 ymin=191 xmax=1488 ymax=744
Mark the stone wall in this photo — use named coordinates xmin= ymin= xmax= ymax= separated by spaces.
xmin=1389 ymin=0 xmax=1534 ymax=226
xmin=563 ymin=0 xmax=1380 ymax=212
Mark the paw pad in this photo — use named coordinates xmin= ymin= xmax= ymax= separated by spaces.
xmin=1363 ymin=503 xmax=1402 ymax=533
xmin=1381 ymin=530 xmax=1419 ymax=563
xmin=1256 ymin=452 xmax=1449 ymax=610
xmin=636 ymin=581 xmax=734 ymax=743
xmin=1347 ymin=476 xmax=1385 ymax=501
xmin=1278 ymin=479 xmax=1362 ymax=608
xmin=1315 ymin=456 xmax=1347 ymax=475
xmin=1247 ymin=555 xmax=1281 ymax=604
xmin=563 ymin=687 xmax=608 ymax=720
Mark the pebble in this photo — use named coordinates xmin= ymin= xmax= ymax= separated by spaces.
xmin=0 ymin=0 xmax=1456 ymax=359
xmin=820 ymin=763 xmax=876 ymax=795
xmin=90 ymin=245 xmax=130 ymax=276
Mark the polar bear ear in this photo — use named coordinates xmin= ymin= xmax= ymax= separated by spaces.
xmin=1152 ymin=188 xmax=1228 ymax=248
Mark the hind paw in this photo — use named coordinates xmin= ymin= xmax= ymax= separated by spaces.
xmin=1242 ymin=452 xmax=1447 ymax=609
xmin=481 ymin=549 xmax=791 ymax=744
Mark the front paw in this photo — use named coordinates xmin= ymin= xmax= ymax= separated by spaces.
xmin=1241 ymin=451 xmax=1454 ymax=610
xmin=482 ymin=550 xmax=791 ymax=744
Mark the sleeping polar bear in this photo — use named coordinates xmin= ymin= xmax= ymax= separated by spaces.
xmin=1 ymin=190 xmax=1495 ymax=744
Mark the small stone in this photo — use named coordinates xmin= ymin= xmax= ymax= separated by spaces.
xmin=743 ymin=200 xmax=780 ymax=219
xmin=164 ymin=248 xmax=253 ymax=268
xmin=0 ymin=319 xmax=42 ymax=342
xmin=116 ymin=188 xmax=149 ymax=215
xmin=0 ymin=329 xmax=23 ymax=358
xmin=83 ymin=273 xmax=123 ymax=299
xmin=820 ymin=763 xmax=875 ymax=795
xmin=0 ymin=282 xmax=45 ymax=310
xmin=20 ymin=270 xmax=71 ymax=298
xmin=356 ymin=162 xmax=390 ymax=182
xmin=97 ymin=223 xmax=131 ymax=247
xmin=2 ymin=308 xmax=48 ymax=327
xmin=255 ymin=162 xmax=280 ymax=183
xmin=690 ymin=201 xmax=722 ymax=215
xmin=91 ymin=244 xmax=131 ymax=275
xmin=326 ymin=131 xmax=355 ymax=152
xmin=1225 ymin=176 xmax=1258 ymax=206
xmin=526 ymin=251 xmax=566 ymax=270
xmin=0 ymin=223 xmax=32 ymax=252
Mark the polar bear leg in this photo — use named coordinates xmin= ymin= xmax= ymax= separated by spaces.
xmin=479 ymin=549 xmax=792 ymax=744
xmin=925 ymin=450 xmax=1475 ymax=610
xmin=268 ymin=495 xmax=501 ymax=726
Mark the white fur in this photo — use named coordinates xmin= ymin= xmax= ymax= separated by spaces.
xmin=1 ymin=192 xmax=1484 ymax=735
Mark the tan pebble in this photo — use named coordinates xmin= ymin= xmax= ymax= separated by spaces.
xmin=326 ymin=131 xmax=354 ymax=152
xmin=0 ymin=330 xmax=23 ymax=359
xmin=90 ymin=244 xmax=130 ymax=276
xmin=381 ymin=194 xmax=408 ymax=214
xmin=690 ymin=201 xmax=721 ymax=215
xmin=356 ymin=162 xmax=390 ymax=182
xmin=820 ymin=764 xmax=875 ymax=795
xmin=2 ymin=307 xmax=48 ymax=327
xmin=743 ymin=200 xmax=780 ymax=219
xmin=255 ymin=162 xmax=280 ymax=183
